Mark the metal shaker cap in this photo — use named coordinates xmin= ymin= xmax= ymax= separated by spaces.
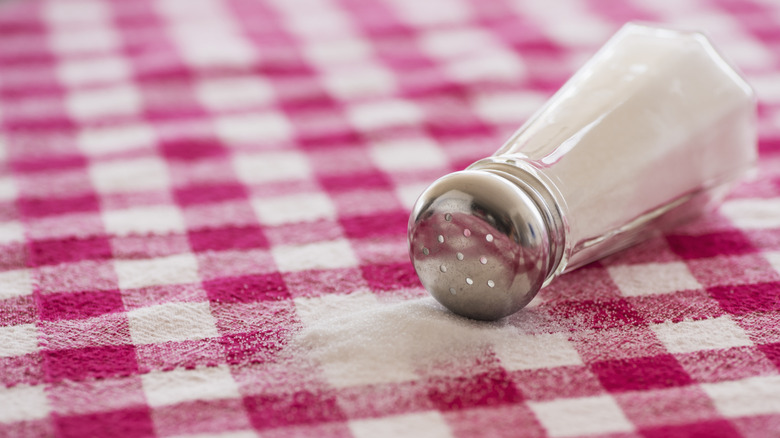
xmin=408 ymin=170 xmax=555 ymax=321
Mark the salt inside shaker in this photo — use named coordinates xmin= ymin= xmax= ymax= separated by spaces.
xmin=408 ymin=23 xmax=757 ymax=321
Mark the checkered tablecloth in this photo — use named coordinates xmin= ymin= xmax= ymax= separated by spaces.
xmin=2 ymin=0 xmax=780 ymax=437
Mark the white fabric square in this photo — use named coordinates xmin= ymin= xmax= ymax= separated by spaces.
xmin=721 ymin=198 xmax=780 ymax=230
xmin=529 ymin=395 xmax=634 ymax=437
xmin=196 ymin=76 xmax=274 ymax=111
xmin=474 ymin=91 xmax=548 ymax=124
xmin=141 ymin=365 xmax=240 ymax=407
xmin=0 ymin=385 xmax=50 ymax=422
xmin=751 ymin=73 xmax=780 ymax=103
xmin=0 ymin=269 xmax=33 ymax=300
xmin=0 ymin=221 xmax=25 ymax=244
xmin=765 ymin=251 xmax=780 ymax=275
xmin=419 ymin=27 xmax=496 ymax=59
xmin=115 ymin=253 xmax=200 ymax=290
xmin=304 ymin=39 xmax=372 ymax=66
xmin=283 ymin=10 xmax=354 ymax=39
xmin=702 ymin=375 xmax=780 ymax=417
xmin=395 ymin=182 xmax=431 ymax=210
xmin=349 ymin=411 xmax=453 ymax=438
xmin=445 ymin=51 xmax=525 ymax=83
xmin=78 ymin=124 xmax=156 ymax=156
xmin=323 ymin=66 xmax=396 ymax=100
xmin=155 ymin=0 xmax=226 ymax=16
xmin=492 ymin=331 xmax=582 ymax=371
xmin=389 ymin=0 xmax=471 ymax=26
xmin=347 ymin=99 xmax=423 ymax=131
xmin=176 ymin=432 xmax=257 ymax=438
xmin=0 ymin=324 xmax=39 ymax=357
xmin=0 ymin=176 xmax=19 ymax=201
xmin=66 ymin=85 xmax=141 ymax=120
xmin=43 ymin=0 xmax=109 ymax=24
xmin=172 ymin=26 xmax=257 ymax=69
xmin=608 ymin=262 xmax=702 ymax=297
xmin=103 ymin=205 xmax=185 ymax=236
xmin=252 ymin=193 xmax=335 ymax=226
xmin=49 ymin=26 xmax=120 ymax=54
xmin=128 ymin=301 xmax=219 ymax=344
xmin=272 ymin=239 xmax=358 ymax=272
xmin=232 ymin=151 xmax=312 ymax=185
xmin=293 ymin=293 xmax=419 ymax=388
xmin=371 ymin=138 xmax=447 ymax=172
xmin=90 ymin=157 xmax=170 ymax=194
xmin=57 ymin=55 xmax=130 ymax=86
xmin=214 ymin=112 xmax=292 ymax=144
xmin=650 ymin=316 xmax=753 ymax=354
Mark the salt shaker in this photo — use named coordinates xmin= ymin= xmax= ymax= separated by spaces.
xmin=408 ymin=23 xmax=757 ymax=321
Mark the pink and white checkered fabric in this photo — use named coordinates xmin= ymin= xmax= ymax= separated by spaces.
xmin=1 ymin=0 xmax=780 ymax=436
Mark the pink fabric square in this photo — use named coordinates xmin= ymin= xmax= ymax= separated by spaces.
xmin=666 ymin=231 xmax=757 ymax=260
xmin=188 ymin=225 xmax=269 ymax=252
xmin=547 ymin=298 xmax=645 ymax=331
xmin=640 ymin=420 xmax=742 ymax=438
xmin=204 ymin=273 xmax=288 ymax=303
xmin=244 ymin=390 xmax=346 ymax=431
xmin=54 ymin=407 xmax=154 ymax=438
xmin=174 ymin=183 xmax=247 ymax=207
xmin=340 ymin=210 xmax=408 ymax=239
xmin=28 ymin=236 xmax=113 ymax=267
xmin=539 ymin=265 xmax=623 ymax=302
xmin=39 ymin=290 xmax=124 ymax=321
xmin=590 ymin=354 xmax=693 ymax=392
xmin=360 ymin=262 xmax=421 ymax=292
xmin=43 ymin=344 xmax=139 ymax=383
xmin=708 ymin=281 xmax=780 ymax=315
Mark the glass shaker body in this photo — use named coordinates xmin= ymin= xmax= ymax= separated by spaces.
xmin=408 ymin=23 xmax=757 ymax=321
xmin=474 ymin=23 xmax=757 ymax=275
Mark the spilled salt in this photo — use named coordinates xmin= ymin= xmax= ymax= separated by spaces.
xmin=291 ymin=294 xmax=508 ymax=387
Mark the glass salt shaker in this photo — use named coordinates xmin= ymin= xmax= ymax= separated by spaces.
xmin=408 ymin=23 xmax=757 ymax=321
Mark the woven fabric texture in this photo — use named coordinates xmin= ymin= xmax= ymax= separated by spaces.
xmin=2 ymin=0 xmax=780 ymax=437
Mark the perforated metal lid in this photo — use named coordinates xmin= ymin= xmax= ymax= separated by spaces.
xmin=408 ymin=170 xmax=555 ymax=320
